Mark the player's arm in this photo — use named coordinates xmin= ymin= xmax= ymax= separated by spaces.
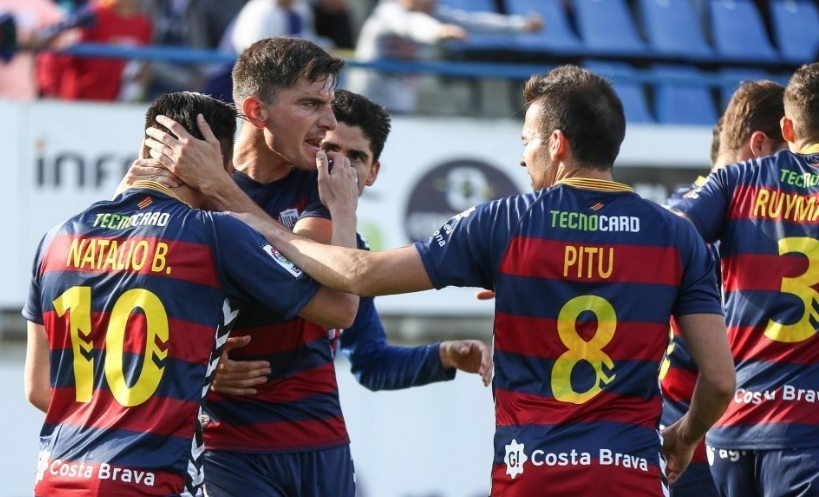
xmin=339 ymin=295 xmax=491 ymax=389
xmin=24 ymin=321 xmax=51 ymax=413
xmin=662 ymin=312 xmax=735 ymax=483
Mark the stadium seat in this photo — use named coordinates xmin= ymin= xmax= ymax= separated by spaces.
xmin=438 ymin=0 xmax=497 ymax=12
xmin=635 ymin=0 xmax=714 ymax=61
xmin=652 ymin=64 xmax=720 ymax=126
xmin=709 ymin=0 xmax=779 ymax=63
xmin=573 ymin=0 xmax=648 ymax=56
xmin=439 ymin=0 xmax=518 ymax=57
xmin=769 ymin=0 xmax=819 ymax=64
xmin=718 ymin=67 xmax=771 ymax=111
xmin=505 ymin=0 xmax=584 ymax=54
xmin=584 ymin=60 xmax=655 ymax=124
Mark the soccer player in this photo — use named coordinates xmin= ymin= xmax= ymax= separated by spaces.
xmin=229 ymin=65 xmax=737 ymax=496
xmin=660 ymin=80 xmax=786 ymax=497
xmin=210 ymin=88 xmax=492 ymax=397
xmin=135 ymin=37 xmax=485 ymax=497
xmin=672 ymin=63 xmax=819 ymax=497
xmin=22 ymin=91 xmax=358 ymax=497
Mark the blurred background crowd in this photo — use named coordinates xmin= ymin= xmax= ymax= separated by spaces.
xmin=0 ymin=0 xmax=815 ymax=122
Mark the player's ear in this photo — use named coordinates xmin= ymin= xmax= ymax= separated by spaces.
xmin=550 ymin=130 xmax=568 ymax=161
xmin=781 ymin=116 xmax=795 ymax=144
xmin=749 ymin=131 xmax=767 ymax=157
xmin=242 ymin=96 xmax=268 ymax=129
xmin=365 ymin=161 xmax=381 ymax=187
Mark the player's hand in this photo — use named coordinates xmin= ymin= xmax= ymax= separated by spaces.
xmin=143 ymin=114 xmax=228 ymax=194
xmin=474 ymin=290 xmax=495 ymax=300
xmin=661 ymin=418 xmax=699 ymax=484
xmin=113 ymin=158 xmax=181 ymax=197
xmin=211 ymin=335 xmax=271 ymax=396
xmin=440 ymin=340 xmax=493 ymax=386
xmin=317 ymin=150 xmax=359 ymax=215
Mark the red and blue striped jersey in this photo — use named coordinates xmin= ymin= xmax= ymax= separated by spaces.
xmin=22 ymin=182 xmax=320 ymax=496
xmin=202 ymin=168 xmax=351 ymax=453
xmin=660 ymin=177 xmax=721 ymax=467
xmin=414 ymin=178 xmax=722 ymax=497
xmin=674 ymin=147 xmax=819 ymax=450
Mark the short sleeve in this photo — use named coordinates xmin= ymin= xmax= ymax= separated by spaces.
xmin=212 ymin=213 xmax=320 ymax=320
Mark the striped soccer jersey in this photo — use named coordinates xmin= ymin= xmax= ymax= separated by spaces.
xmin=22 ymin=183 xmax=319 ymax=496
xmin=660 ymin=176 xmax=721 ymax=467
xmin=415 ymin=178 xmax=722 ymax=497
xmin=674 ymin=147 xmax=819 ymax=450
xmin=202 ymin=168 xmax=350 ymax=453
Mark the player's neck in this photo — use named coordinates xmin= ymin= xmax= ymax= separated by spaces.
xmin=234 ymin=128 xmax=293 ymax=184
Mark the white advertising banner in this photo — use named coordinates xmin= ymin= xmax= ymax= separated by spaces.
xmin=2 ymin=100 xmax=712 ymax=314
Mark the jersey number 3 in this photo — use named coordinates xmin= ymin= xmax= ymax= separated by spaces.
xmin=766 ymin=237 xmax=819 ymax=343
xmin=53 ymin=286 xmax=169 ymax=407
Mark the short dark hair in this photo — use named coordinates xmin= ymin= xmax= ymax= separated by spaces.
xmin=710 ymin=116 xmax=723 ymax=168
xmin=144 ymin=92 xmax=237 ymax=169
xmin=331 ymin=89 xmax=392 ymax=162
xmin=522 ymin=65 xmax=625 ymax=169
xmin=232 ymin=37 xmax=345 ymax=106
xmin=784 ymin=62 xmax=819 ymax=142
xmin=721 ymin=80 xmax=785 ymax=153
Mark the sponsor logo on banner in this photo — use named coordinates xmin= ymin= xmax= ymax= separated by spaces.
xmin=404 ymin=159 xmax=520 ymax=241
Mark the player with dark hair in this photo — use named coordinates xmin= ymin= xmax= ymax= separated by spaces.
xmin=661 ymin=80 xmax=786 ymax=497
xmin=212 ymin=88 xmax=491 ymax=396
xmin=673 ymin=62 xmax=819 ymax=497
xmin=22 ymin=91 xmax=358 ymax=497
xmin=229 ymin=65 xmax=736 ymax=497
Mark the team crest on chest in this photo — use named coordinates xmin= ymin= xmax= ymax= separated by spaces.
xmin=278 ymin=208 xmax=300 ymax=230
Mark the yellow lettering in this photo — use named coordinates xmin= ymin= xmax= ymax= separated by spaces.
xmin=151 ymin=243 xmax=168 ymax=273
xmin=67 ymin=238 xmax=85 ymax=268
xmin=564 ymin=246 xmax=578 ymax=277
xmin=753 ymin=189 xmax=770 ymax=218
xmin=80 ymin=240 xmax=97 ymax=269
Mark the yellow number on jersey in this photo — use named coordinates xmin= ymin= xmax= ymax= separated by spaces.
xmin=765 ymin=237 xmax=819 ymax=343
xmin=53 ymin=286 xmax=169 ymax=406
xmin=551 ymin=295 xmax=617 ymax=404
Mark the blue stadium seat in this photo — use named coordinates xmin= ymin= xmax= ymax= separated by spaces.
xmin=573 ymin=0 xmax=648 ymax=56
xmin=438 ymin=0 xmax=497 ymax=12
xmin=718 ymin=67 xmax=771 ymax=111
xmin=709 ymin=0 xmax=779 ymax=63
xmin=438 ymin=0 xmax=518 ymax=55
xmin=584 ymin=60 xmax=655 ymax=124
xmin=652 ymin=64 xmax=719 ymax=125
xmin=636 ymin=0 xmax=714 ymax=61
xmin=505 ymin=0 xmax=583 ymax=54
xmin=769 ymin=0 xmax=819 ymax=64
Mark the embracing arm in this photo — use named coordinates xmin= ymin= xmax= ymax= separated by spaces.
xmin=662 ymin=312 xmax=734 ymax=483
xmin=24 ymin=321 xmax=51 ymax=413
xmin=340 ymin=296 xmax=492 ymax=389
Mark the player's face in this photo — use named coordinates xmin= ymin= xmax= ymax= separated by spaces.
xmin=322 ymin=123 xmax=380 ymax=196
xmin=261 ymin=77 xmax=337 ymax=171
xmin=520 ymin=101 xmax=555 ymax=190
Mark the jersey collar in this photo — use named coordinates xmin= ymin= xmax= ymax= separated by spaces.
xmin=131 ymin=180 xmax=192 ymax=208
xmin=798 ymin=143 xmax=819 ymax=155
xmin=556 ymin=177 xmax=634 ymax=193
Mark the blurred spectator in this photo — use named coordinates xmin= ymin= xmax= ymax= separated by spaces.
xmin=203 ymin=0 xmax=332 ymax=103
xmin=346 ymin=0 xmax=543 ymax=114
xmin=0 ymin=0 xmax=65 ymax=100
xmin=311 ymin=0 xmax=354 ymax=50
xmin=231 ymin=0 xmax=333 ymax=53
xmin=57 ymin=0 xmax=152 ymax=102
xmin=184 ymin=0 xmax=248 ymax=50
xmin=141 ymin=0 xmax=201 ymax=100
